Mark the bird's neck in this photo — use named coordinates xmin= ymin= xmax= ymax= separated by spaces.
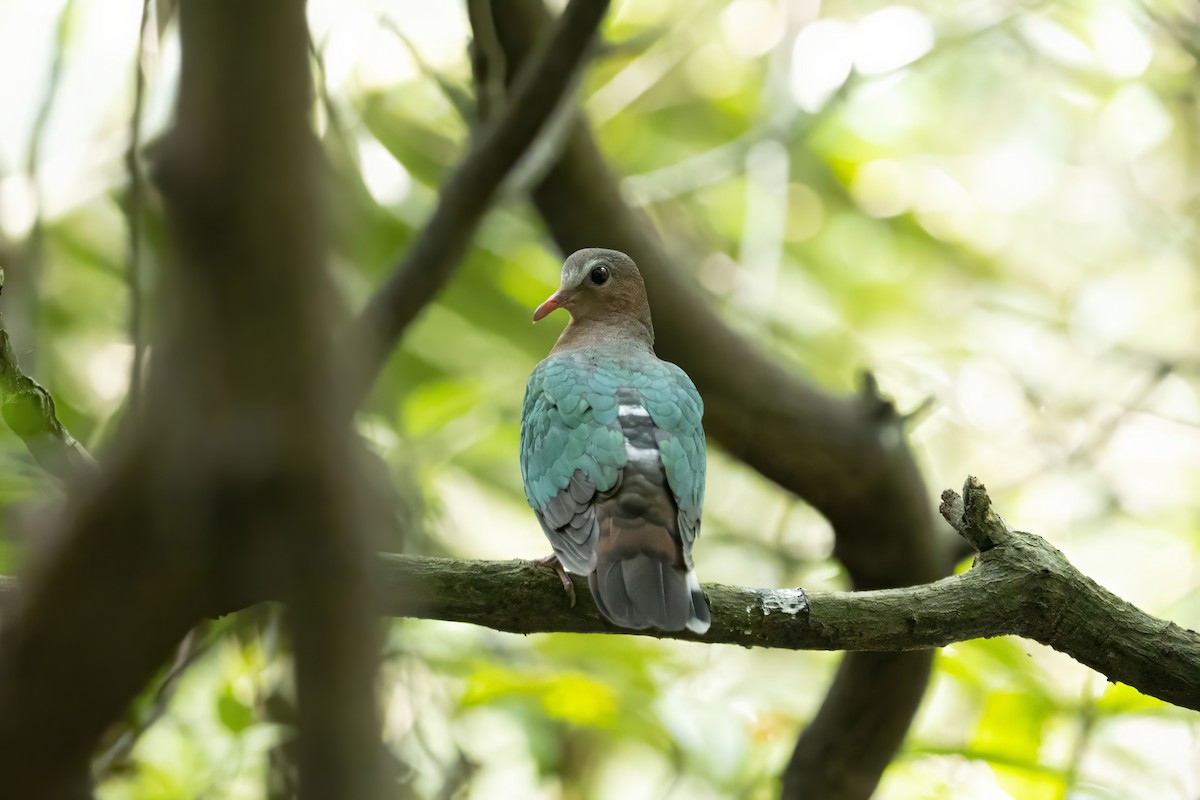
xmin=551 ymin=314 xmax=655 ymax=356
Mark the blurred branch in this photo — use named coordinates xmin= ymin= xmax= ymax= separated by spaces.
xmin=0 ymin=271 xmax=97 ymax=479
xmin=482 ymin=3 xmax=944 ymax=797
xmin=1141 ymin=3 xmax=1200 ymax=64
xmin=5 ymin=0 xmax=73 ymax=374
xmin=983 ymin=298 xmax=1200 ymax=374
xmin=0 ymin=0 xmax=381 ymax=795
xmin=347 ymin=0 xmax=611 ymax=404
xmin=1061 ymin=679 xmax=1099 ymax=793
xmin=0 ymin=1 xmax=96 ymax=481
xmin=1007 ymin=362 xmax=1172 ymax=490
xmin=124 ymin=0 xmax=153 ymax=414
xmin=91 ymin=621 xmax=219 ymax=779
xmin=307 ymin=33 xmax=356 ymax=157
xmin=0 ymin=460 xmax=185 ymax=797
xmin=380 ymin=18 xmax=475 ymax=122
xmin=465 ymin=0 xmax=507 ymax=127
xmin=161 ymin=0 xmax=386 ymax=796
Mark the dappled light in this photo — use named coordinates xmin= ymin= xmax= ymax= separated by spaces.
xmin=0 ymin=0 xmax=1198 ymax=798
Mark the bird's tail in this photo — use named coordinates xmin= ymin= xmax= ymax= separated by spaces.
xmin=589 ymin=549 xmax=710 ymax=634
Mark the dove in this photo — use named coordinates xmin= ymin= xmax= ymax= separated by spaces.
xmin=520 ymin=248 xmax=710 ymax=633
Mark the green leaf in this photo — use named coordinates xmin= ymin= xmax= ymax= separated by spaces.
xmin=216 ymin=690 xmax=254 ymax=734
xmin=1095 ymin=681 xmax=1170 ymax=716
xmin=970 ymin=691 xmax=1061 ymax=799
xmin=460 ymin=664 xmax=618 ymax=729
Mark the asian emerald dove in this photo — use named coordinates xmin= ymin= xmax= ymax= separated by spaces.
xmin=520 ymin=248 xmax=710 ymax=633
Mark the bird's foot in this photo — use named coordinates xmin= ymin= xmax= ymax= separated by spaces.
xmin=532 ymin=553 xmax=576 ymax=608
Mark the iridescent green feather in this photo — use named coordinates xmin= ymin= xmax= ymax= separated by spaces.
xmin=520 ymin=351 xmax=705 ymax=534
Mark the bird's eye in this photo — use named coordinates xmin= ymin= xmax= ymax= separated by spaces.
xmin=590 ymin=265 xmax=610 ymax=285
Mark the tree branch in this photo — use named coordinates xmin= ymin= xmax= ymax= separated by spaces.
xmin=346 ymin=0 xmax=611 ymax=404
xmin=368 ymin=544 xmax=1198 ymax=712
xmin=939 ymin=478 xmax=1200 ymax=711
xmin=0 ymin=268 xmax=96 ymax=479
xmin=0 ymin=446 xmax=203 ymax=797
xmin=363 ymin=475 xmax=1200 ymax=712
xmin=6 ymin=479 xmax=1192 ymax=711
xmin=161 ymin=0 xmax=384 ymax=796
xmin=123 ymin=0 xmax=153 ymax=414
xmin=0 ymin=1 xmax=382 ymax=795
xmin=242 ymin=475 xmax=1200 ymax=713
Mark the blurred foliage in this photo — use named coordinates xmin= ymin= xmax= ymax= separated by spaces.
xmin=1 ymin=0 xmax=1199 ymax=797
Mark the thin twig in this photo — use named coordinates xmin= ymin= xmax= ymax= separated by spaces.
xmin=125 ymin=0 xmax=153 ymax=414
xmin=380 ymin=18 xmax=475 ymax=123
xmin=91 ymin=620 xmax=225 ymax=779
xmin=466 ymin=0 xmax=507 ymax=127
xmin=307 ymin=32 xmax=353 ymax=153
xmin=1060 ymin=678 xmax=1099 ymax=797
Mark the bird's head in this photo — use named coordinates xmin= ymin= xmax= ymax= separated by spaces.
xmin=533 ymin=248 xmax=651 ymax=336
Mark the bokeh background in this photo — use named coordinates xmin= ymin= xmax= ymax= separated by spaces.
xmin=1 ymin=0 xmax=1199 ymax=797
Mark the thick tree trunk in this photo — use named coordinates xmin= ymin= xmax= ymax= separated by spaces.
xmin=0 ymin=1 xmax=385 ymax=796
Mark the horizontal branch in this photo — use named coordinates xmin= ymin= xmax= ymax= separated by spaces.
xmin=2 ymin=480 xmax=1193 ymax=711
xmin=372 ymin=500 xmax=1199 ymax=713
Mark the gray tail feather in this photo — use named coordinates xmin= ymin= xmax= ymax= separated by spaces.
xmin=589 ymin=553 xmax=711 ymax=634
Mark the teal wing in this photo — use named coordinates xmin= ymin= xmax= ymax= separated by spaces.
xmin=639 ymin=360 xmax=706 ymax=567
xmin=520 ymin=354 xmax=628 ymax=573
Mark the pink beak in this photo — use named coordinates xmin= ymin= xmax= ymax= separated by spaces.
xmin=533 ymin=291 xmax=567 ymax=322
